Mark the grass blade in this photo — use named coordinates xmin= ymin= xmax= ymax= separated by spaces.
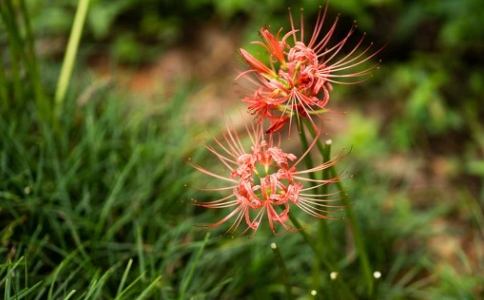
xmin=54 ymin=0 xmax=91 ymax=115
xmin=179 ymin=232 xmax=210 ymax=299
xmin=134 ymin=276 xmax=162 ymax=300
xmin=115 ymin=259 xmax=133 ymax=298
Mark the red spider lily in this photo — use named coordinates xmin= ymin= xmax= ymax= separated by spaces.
xmin=188 ymin=118 xmax=346 ymax=237
xmin=237 ymin=2 xmax=383 ymax=134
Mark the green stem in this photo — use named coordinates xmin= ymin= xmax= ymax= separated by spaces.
xmin=271 ymin=242 xmax=294 ymax=300
xmin=55 ymin=0 xmax=90 ymax=116
xmin=329 ymin=164 xmax=373 ymax=296
xmin=321 ymin=139 xmax=332 ymax=196
xmin=287 ymin=211 xmax=334 ymax=271
xmin=319 ymin=139 xmax=336 ymax=256
xmin=296 ymin=120 xmax=335 ymax=261
xmin=296 ymin=119 xmax=316 ymax=181
xmin=301 ymin=119 xmax=326 ymax=154
xmin=300 ymin=119 xmax=373 ymax=296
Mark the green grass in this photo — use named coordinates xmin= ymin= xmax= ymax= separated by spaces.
xmin=2 ymin=88 xmax=482 ymax=298
xmin=1 ymin=0 xmax=484 ymax=299
xmin=0 ymin=81 xmax=201 ymax=298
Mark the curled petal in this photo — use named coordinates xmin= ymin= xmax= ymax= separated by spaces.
xmin=237 ymin=4 xmax=383 ymax=133
xmin=189 ymin=116 xmax=346 ymax=236
xmin=239 ymin=48 xmax=274 ymax=76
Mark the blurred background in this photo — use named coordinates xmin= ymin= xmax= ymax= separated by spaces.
xmin=30 ymin=0 xmax=484 ymax=169
xmin=1 ymin=0 xmax=484 ymax=298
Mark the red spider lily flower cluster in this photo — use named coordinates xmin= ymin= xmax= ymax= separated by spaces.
xmin=237 ymin=3 xmax=382 ymax=133
xmin=189 ymin=2 xmax=381 ymax=237
xmin=189 ymin=120 xmax=346 ymax=237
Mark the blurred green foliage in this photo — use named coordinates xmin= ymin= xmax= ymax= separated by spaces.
xmin=2 ymin=0 xmax=484 ymax=298
xmin=24 ymin=0 xmax=484 ymax=145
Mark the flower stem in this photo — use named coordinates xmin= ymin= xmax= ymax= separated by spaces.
xmin=287 ymin=211 xmax=334 ymax=271
xmin=300 ymin=119 xmax=335 ymax=260
xmin=271 ymin=243 xmax=294 ymax=300
xmin=330 ymin=166 xmax=374 ymax=295
xmin=319 ymin=139 xmax=336 ymax=257
xmin=297 ymin=120 xmax=336 ymax=254
xmin=301 ymin=118 xmax=373 ymax=296
xmin=295 ymin=119 xmax=336 ymax=267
